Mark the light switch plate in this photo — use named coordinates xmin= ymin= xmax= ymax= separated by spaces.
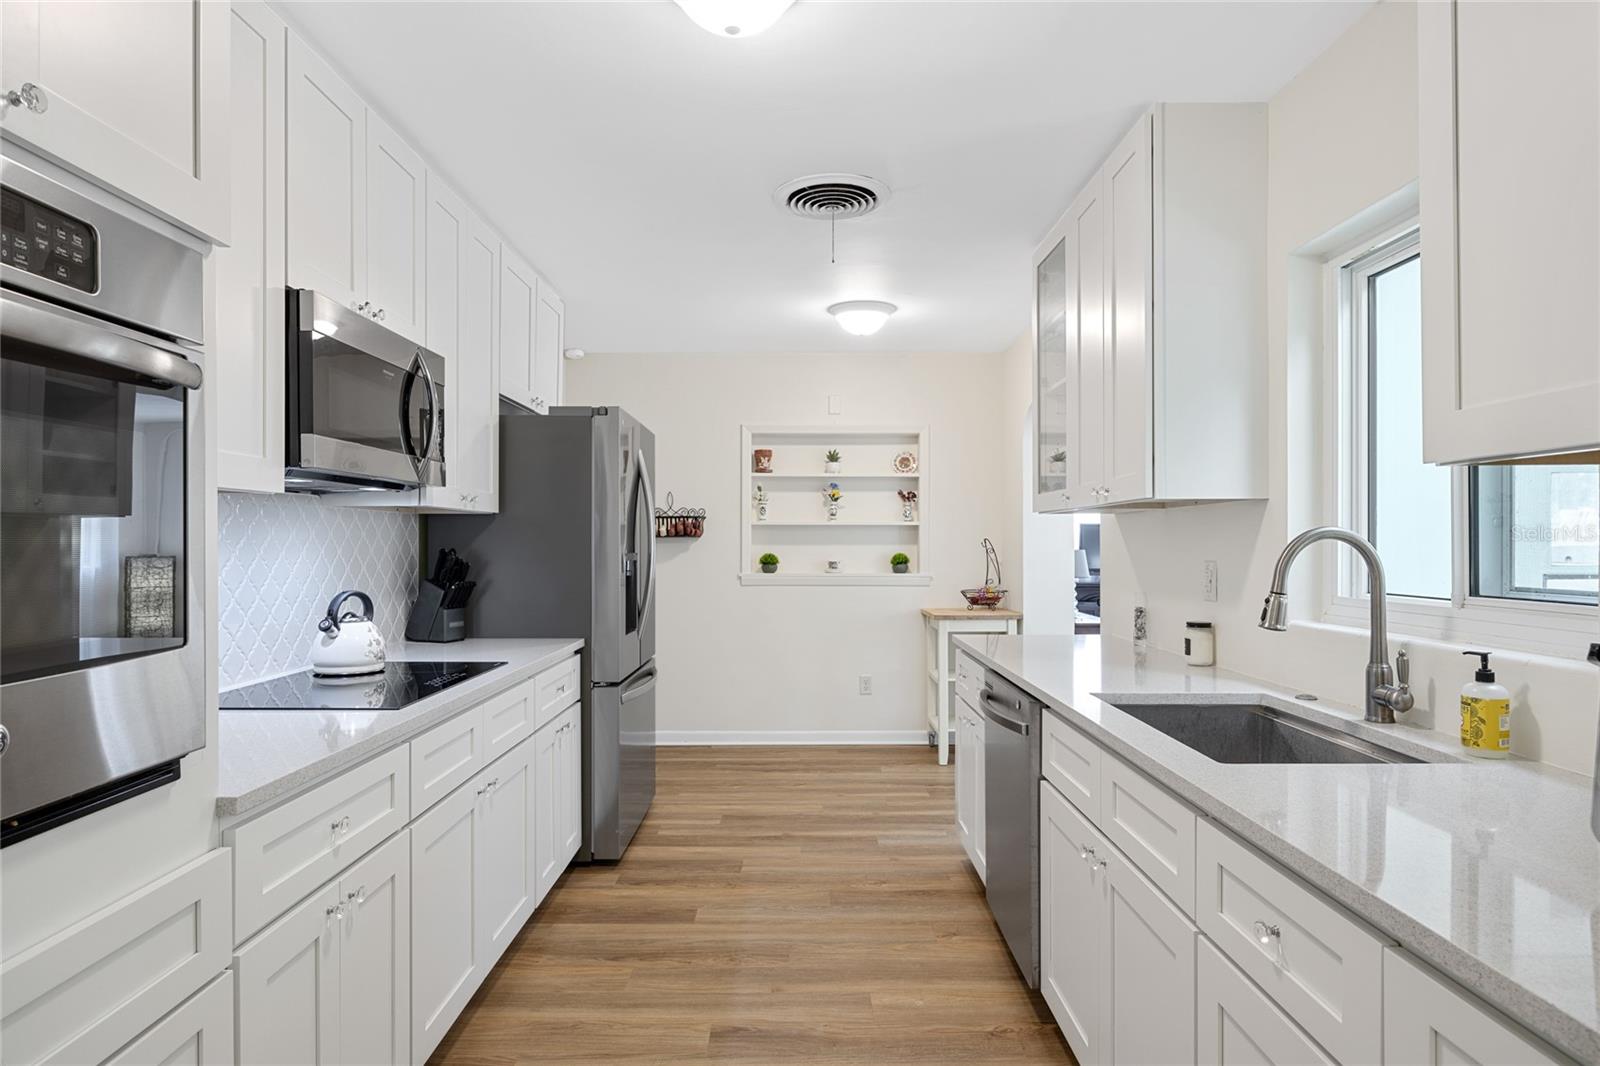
xmin=1203 ymin=560 xmax=1218 ymax=602
xmin=828 ymin=394 xmax=842 ymax=415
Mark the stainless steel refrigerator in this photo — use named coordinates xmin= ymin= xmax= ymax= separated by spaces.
xmin=427 ymin=406 xmax=656 ymax=861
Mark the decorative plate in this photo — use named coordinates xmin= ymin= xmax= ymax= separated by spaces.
xmin=893 ymin=451 xmax=919 ymax=474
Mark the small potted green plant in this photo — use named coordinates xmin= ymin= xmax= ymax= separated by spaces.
xmin=890 ymin=552 xmax=911 ymax=574
xmin=759 ymin=552 xmax=780 ymax=574
xmin=824 ymin=448 xmax=842 ymax=473
xmin=1048 ymin=449 xmax=1067 ymax=474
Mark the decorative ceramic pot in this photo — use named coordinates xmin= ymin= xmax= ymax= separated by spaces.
xmin=761 ymin=562 xmax=777 ymax=573
xmin=826 ymin=502 xmax=840 ymax=521
xmin=824 ymin=461 xmax=840 ymax=473
xmin=892 ymin=562 xmax=909 ymax=574
xmin=902 ymin=503 xmax=915 ymax=522
xmin=752 ymin=448 xmax=773 ymax=473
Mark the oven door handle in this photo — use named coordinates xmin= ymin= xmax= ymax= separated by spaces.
xmin=1 ymin=289 xmax=202 ymax=390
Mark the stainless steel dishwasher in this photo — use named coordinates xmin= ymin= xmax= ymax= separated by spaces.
xmin=980 ymin=668 xmax=1042 ymax=988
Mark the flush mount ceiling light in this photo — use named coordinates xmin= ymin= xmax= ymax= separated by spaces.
xmin=827 ymin=300 xmax=897 ymax=337
xmin=674 ymin=0 xmax=794 ymax=38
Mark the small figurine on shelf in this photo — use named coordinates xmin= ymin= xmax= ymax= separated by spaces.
xmin=824 ymin=449 xmax=842 ymax=474
xmin=822 ymin=482 xmax=844 ymax=521
xmin=752 ymin=482 xmax=769 ymax=523
xmin=897 ymin=488 xmax=918 ymax=523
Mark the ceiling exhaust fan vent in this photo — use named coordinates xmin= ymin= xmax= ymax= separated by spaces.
xmin=775 ymin=173 xmax=890 ymax=221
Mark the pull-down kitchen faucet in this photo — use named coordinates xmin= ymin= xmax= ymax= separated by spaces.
xmin=1259 ymin=527 xmax=1414 ymax=724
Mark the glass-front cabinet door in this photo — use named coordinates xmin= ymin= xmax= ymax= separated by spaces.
xmin=1034 ymin=233 xmax=1071 ymax=511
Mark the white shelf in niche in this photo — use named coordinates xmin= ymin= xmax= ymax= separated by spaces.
xmin=753 ymin=520 xmax=920 ymax=528
xmin=742 ymin=424 xmax=928 ymax=587
xmin=738 ymin=572 xmax=933 ymax=587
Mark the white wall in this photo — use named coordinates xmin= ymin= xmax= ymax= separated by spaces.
xmin=565 ymin=351 xmax=1009 ymax=740
xmin=1096 ymin=1 xmax=1599 ymax=773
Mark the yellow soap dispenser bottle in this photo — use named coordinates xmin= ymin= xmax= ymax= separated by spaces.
xmin=1459 ymin=651 xmax=1510 ymax=759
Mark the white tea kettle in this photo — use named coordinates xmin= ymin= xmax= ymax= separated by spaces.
xmin=311 ymin=590 xmax=387 ymax=677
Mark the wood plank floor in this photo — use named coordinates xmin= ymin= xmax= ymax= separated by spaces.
xmin=431 ymin=746 xmax=1075 ymax=1065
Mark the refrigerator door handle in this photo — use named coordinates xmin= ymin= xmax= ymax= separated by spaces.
xmin=621 ymin=664 xmax=658 ymax=705
xmin=636 ymin=458 xmax=658 ymax=623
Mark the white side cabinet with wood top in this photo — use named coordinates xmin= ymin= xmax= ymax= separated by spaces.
xmin=1033 ymin=104 xmax=1267 ymax=513
xmin=1418 ymin=0 xmax=1600 ymax=463
xmin=0 ymin=0 xmax=230 ymax=242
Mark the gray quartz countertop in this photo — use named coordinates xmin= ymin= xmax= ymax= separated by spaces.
xmin=216 ymin=638 xmax=583 ymax=819
xmin=955 ymin=633 xmax=1600 ymax=1064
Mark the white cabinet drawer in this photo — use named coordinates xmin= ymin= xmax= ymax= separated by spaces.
xmin=954 ymin=650 xmax=982 ymax=709
xmin=1384 ymin=948 xmax=1563 ymax=1066
xmin=1196 ymin=819 xmax=1388 ymax=1065
xmin=103 ymin=971 xmax=234 ymax=1066
xmin=411 ymin=706 xmax=486 ymax=815
xmin=481 ymin=678 xmax=538 ymax=762
xmin=228 ymin=747 xmax=410 ymax=941
xmin=534 ymin=655 xmax=580 ymax=730
xmin=1042 ymin=711 xmax=1101 ymax=825
xmin=1197 ymin=937 xmax=1334 ymax=1066
xmin=0 ymin=850 xmax=231 ymax=1066
xmin=1100 ymin=751 xmax=1194 ymax=914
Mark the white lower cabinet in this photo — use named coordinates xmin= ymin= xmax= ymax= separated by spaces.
xmin=1384 ymin=949 xmax=1561 ymax=1066
xmin=1040 ymin=780 xmax=1103 ymax=1064
xmin=410 ymin=774 xmax=485 ymax=1064
xmin=105 ymin=973 xmax=235 ymax=1066
xmin=954 ymin=696 xmax=986 ymax=882
xmin=1103 ymin=841 xmax=1196 ymax=1064
xmin=411 ymin=735 xmax=538 ymax=1065
xmin=1197 ymin=938 xmax=1333 ymax=1065
xmin=1040 ymin=779 xmax=1196 ymax=1066
xmin=234 ymin=831 xmax=410 ymax=1066
xmin=534 ymin=704 xmax=582 ymax=905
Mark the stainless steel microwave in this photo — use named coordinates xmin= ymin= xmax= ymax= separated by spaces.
xmin=286 ymin=288 xmax=446 ymax=493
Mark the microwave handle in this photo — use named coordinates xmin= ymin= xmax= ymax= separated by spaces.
xmin=414 ymin=351 xmax=439 ymax=461
xmin=1 ymin=289 xmax=202 ymax=390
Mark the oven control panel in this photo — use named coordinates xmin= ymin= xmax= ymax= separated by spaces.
xmin=1 ymin=185 xmax=97 ymax=293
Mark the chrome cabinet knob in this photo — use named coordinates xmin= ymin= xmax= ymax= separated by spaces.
xmin=4 ymin=83 xmax=46 ymax=114
xmin=329 ymin=815 xmax=351 ymax=838
xmin=346 ymin=885 xmax=366 ymax=906
xmin=374 ymin=308 xmax=386 ymax=321
xmin=326 ymin=902 xmax=345 ymax=922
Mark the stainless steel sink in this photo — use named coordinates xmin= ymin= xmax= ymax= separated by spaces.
xmin=1104 ymin=699 xmax=1425 ymax=765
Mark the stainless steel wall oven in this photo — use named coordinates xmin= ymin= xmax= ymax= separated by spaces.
xmin=0 ymin=152 xmax=207 ymax=844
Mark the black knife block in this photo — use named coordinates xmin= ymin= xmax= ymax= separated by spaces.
xmin=406 ymin=583 xmax=466 ymax=643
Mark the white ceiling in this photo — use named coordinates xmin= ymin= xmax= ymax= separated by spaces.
xmin=280 ymin=1 xmax=1370 ymax=354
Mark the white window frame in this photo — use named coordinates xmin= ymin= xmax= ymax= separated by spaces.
xmin=1320 ymin=221 xmax=1598 ymax=660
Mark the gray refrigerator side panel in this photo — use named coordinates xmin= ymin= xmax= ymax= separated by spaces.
xmin=425 ymin=412 xmax=596 ymax=643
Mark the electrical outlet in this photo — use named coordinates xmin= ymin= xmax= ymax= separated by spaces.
xmin=858 ymin=674 xmax=872 ymax=696
xmin=1203 ymin=560 xmax=1218 ymax=603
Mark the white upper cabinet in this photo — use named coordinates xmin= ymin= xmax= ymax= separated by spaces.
xmin=365 ymin=111 xmax=427 ymax=344
xmin=215 ymin=2 xmax=286 ymax=496
xmin=1101 ymin=114 xmax=1154 ymax=507
xmin=498 ymin=243 xmax=539 ymax=411
xmin=1033 ymin=104 xmax=1267 ymax=513
xmin=1419 ymin=0 xmax=1600 ymax=463
xmin=417 ymin=175 xmax=496 ymax=514
xmin=286 ymin=33 xmax=366 ymax=307
xmin=0 ymin=0 xmax=229 ymax=242
xmin=534 ymin=277 xmax=565 ymax=413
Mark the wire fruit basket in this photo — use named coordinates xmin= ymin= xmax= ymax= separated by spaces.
xmin=960 ymin=538 xmax=1008 ymax=609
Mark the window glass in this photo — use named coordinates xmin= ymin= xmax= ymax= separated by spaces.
xmin=1365 ymin=252 xmax=1452 ymax=599
xmin=1472 ymin=465 xmax=1599 ymax=605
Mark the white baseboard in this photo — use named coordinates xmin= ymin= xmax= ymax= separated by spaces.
xmin=656 ymin=730 xmax=931 ymax=746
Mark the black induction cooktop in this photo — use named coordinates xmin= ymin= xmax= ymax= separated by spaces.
xmin=220 ymin=661 xmax=507 ymax=711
